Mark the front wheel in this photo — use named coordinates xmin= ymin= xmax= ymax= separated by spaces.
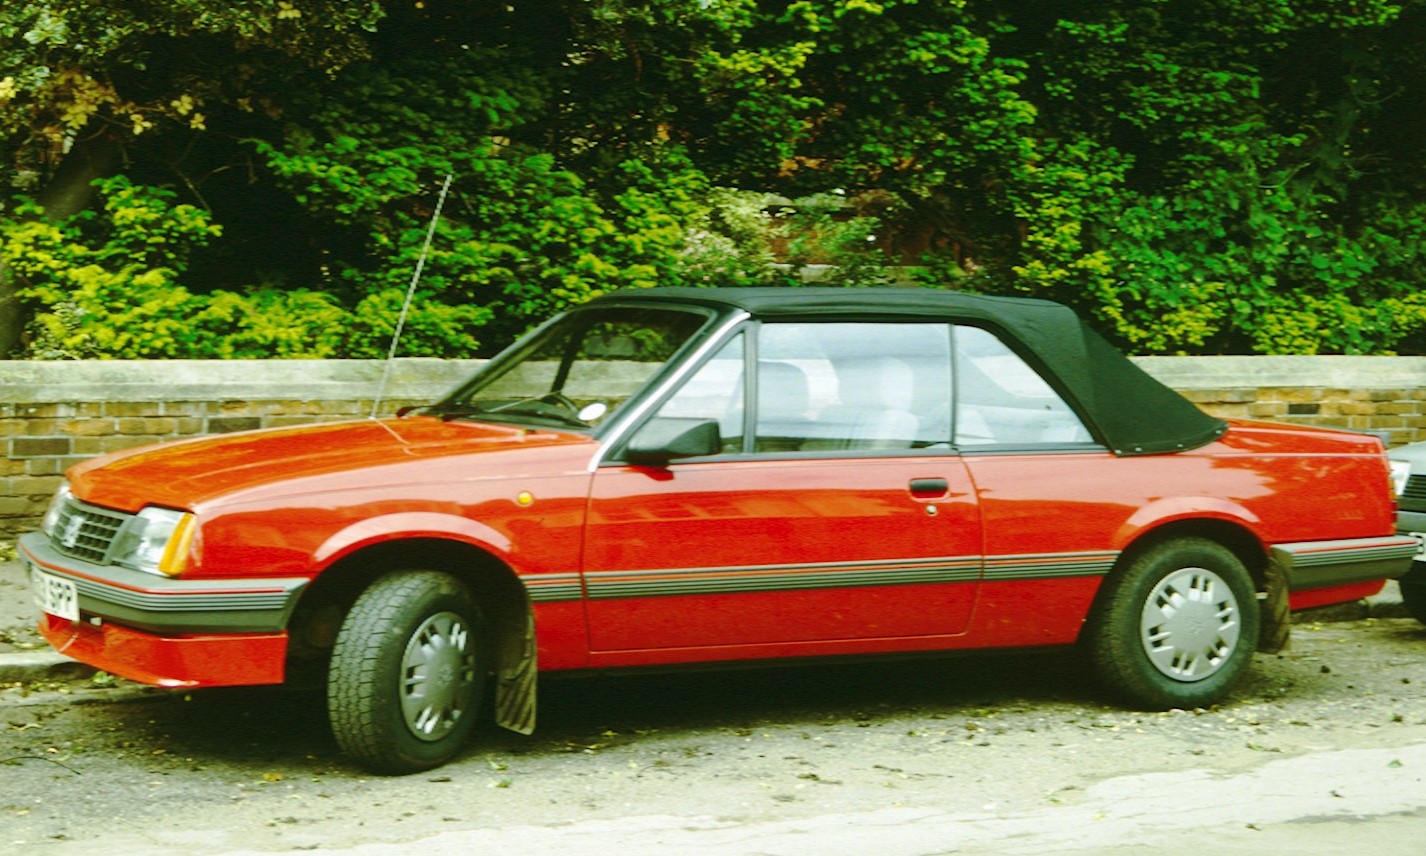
xmin=327 ymin=571 xmax=485 ymax=774
xmin=1086 ymin=538 xmax=1260 ymax=709
xmin=1400 ymin=563 xmax=1426 ymax=627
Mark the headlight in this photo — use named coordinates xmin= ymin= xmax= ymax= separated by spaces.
xmin=1390 ymin=459 xmax=1412 ymax=498
xmin=111 ymin=507 xmax=195 ymax=577
xmin=40 ymin=482 xmax=73 ymax=537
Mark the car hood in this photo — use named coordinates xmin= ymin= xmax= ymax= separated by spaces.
xmin=68 ymin=417 xmax=594 ymax=513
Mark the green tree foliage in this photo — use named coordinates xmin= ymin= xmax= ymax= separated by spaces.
xmin=996 ymin=0 xmax=1426 ymax=353
xmin=4 ymin=0 xmax=1426 ymax=358
xmin=0 ymin=0 xmax=384 ymax=354
xmin=0 ymin=175 xmax=358 ymax=357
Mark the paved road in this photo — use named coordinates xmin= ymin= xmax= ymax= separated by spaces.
xmin=55 ymin=741 xmax=1425 ymax=856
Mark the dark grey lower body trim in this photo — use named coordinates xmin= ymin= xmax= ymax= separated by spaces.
xmin=983 ymin=551 xmax=1120 ymax=581
xmin=524 ymin=573 xmax=583 ymax=603
xmin=19 ymin=532 xmax=307 ymax=634
xmin=584 ymin=556 xmax=980 ymax=601
xmin=1271 ymin=535 xmax=1418 ymax=591
xmin=579 ymin=551 xmax=1116 ymax=602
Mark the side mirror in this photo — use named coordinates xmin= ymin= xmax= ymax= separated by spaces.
xmin=624 ymin=418 xmax=722 ymax=465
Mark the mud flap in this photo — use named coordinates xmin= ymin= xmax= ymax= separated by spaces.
xmin=492 ymin=609 xmax=538 ymax=735
xmin=1258 ymin=557 xmax=1291 ymax=654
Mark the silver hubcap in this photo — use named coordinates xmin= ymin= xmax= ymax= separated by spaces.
xmin=1140 ymin=566 xmax=1240 ymax=682
xmin=400 ymin=611 xmax=477 ymax=742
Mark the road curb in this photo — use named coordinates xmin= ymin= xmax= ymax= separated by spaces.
xmin=0 ymin=648 xmax=97 ymax=684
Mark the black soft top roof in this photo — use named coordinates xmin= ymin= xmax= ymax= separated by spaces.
xmin=587 ymin=287 xmax=1227 ymax=456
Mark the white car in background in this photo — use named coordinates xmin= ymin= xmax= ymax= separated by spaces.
xmin=1389 ymin=441 xmax=1426 ymax=624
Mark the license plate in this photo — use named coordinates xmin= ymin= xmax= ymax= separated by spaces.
xmin=31 ymin=567 xmax=80 ymax=622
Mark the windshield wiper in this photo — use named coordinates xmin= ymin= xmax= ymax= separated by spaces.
xmin=423 ymin=398 xmax=589 ymax=430
xmin=481 ymin=395 xmax=591 ymax=429
xmin=406 ymin=402 xmax=487 ymax=422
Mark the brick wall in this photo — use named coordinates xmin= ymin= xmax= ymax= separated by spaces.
xmin=3 ymin=355 xmax=1426 ymax=534
xmin=2 ymin=399 xmax=390 ymax=520
xmin=1137 ymin=355 xmax=1426 ymax=448
xmin=1182 ymin=387 xmax=1426 ymax=439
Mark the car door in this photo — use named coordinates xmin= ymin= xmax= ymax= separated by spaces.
xmin=582 ymin=321 xmax=984 ymax=661
xmin=950 ymin=324 xmax=1123 ymax=646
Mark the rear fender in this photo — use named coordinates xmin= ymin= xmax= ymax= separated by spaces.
xmin=1112 ymin=496 xmax=1264 ymax=550
xmin=1111 ymin=496 xmax=1286 ymax=652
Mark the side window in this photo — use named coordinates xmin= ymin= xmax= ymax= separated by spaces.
xmin=648 ymin=334 xmax=746 ymax=452
xmin=953 ymin=326 xmax=1094 ymax=447
xmin=755 ymin=323 xmax=952 ymax=452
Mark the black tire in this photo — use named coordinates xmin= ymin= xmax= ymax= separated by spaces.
xmin=1086 ymin=537 xmax=1260 ymax=710
xmin=1400 ymin=563 xmax=1426 ymax=627
xmin=327 ymin=571 xmax=484 ymax=774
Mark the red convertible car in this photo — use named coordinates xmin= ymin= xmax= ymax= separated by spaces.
xmin=21 ymin=287 xmax=1416 ymax=773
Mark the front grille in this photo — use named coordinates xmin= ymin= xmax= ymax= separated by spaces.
xmin=48 ymin=498 xmax=132 ymax=564
xmin=1401 ymin=474 xmax=1426 ymax=512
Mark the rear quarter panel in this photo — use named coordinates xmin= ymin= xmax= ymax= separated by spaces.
xmin=962 ymin=421 xmax=1395 ymax=641
xmin=971 ymin=422 xmax=1392 ymax=553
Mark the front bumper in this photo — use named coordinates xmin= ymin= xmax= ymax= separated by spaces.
xmin=37 ymin=613 xmax=289 ymax=687
xmin=18 ymin=532 xmax=308 ymax=635
xmin=19 ymin=531 xmax=308 ymax=688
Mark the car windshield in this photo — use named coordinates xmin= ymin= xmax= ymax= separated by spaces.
xmin=426 ymin=305 xmax=713 ymax=430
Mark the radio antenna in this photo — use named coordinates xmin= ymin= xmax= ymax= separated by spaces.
xmin=370 ymin=173 xmax=453 ymax=418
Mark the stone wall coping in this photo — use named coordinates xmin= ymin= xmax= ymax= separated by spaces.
xmin=1133 ymin=355 xmax=1426 ymax=390
xmin=0 ymin=358 xmax=486 ymax=403
xmin=2 ymin=355 xmax=1425 ymax=403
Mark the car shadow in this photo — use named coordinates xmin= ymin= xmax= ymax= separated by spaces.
xmin=528 ymin=648 xmax=1091 ymax=731
xmin=69 ymin=646 xmax=1102 ymax=774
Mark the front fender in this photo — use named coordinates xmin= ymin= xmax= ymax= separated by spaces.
xmin=308 ymin=511 xmax=539 ymax=736
xmin=313 ymin=511 xmax=515 ymax=568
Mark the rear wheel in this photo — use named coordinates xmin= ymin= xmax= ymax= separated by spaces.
xmin=327 ymin=571 xmax=484 ymax=774
xmin=1086 ymin=538 xmax=1259 ymax=709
